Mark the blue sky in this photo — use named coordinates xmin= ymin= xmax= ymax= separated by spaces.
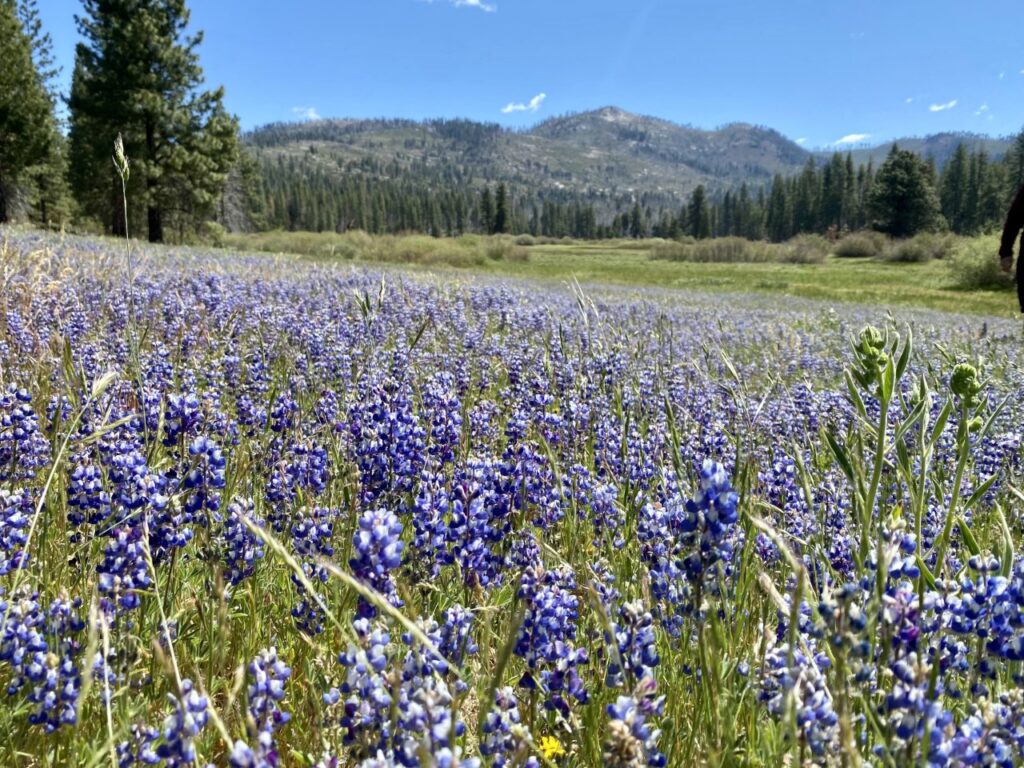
xmin=38 ymin=0 xmax=1024 ymax=148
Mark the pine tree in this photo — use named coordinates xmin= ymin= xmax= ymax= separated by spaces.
xmin=0 ymin=0 xmax=61 ymax=224
xmin=820 ymin=153 xmax=846 ymax=233
xmin=1007 ymin=126 xmax=1024 ymax=194
xmin=688 ymin=185 xmax=710 ymax=239
xmin=629 ymin=202 xmax=643 ymax=238
xmin=68 ymin=0 xmax=239 ymax=242
xmin=867 ymin=146 xmax=942 ymax=237
xmin=479 ymin=187 xmax=494 ymax=234
xmin=765 ymin=175 xmax=790 ymax=242
xmin=793 ymin=157 xmax=820 ymax=233
xmin=493 ymin=182 xmax=508 ymax=234
xmin=940 ymin=143 xmax=968 ymax=233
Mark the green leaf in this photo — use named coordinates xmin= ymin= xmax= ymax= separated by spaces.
xmin=880 ymin=357 xmax=895 ymax=403
xmin=995 ymin=504 xmax=1015 ymax=578
xmin=956 ymin=516 xmax=982 ymax=557
xmin=962 ymin=475 xmax=997 ymax=513
xmin=916 ymin=555 xmax=937 ymax=589
xmin=892 ymin=398 xmax=927 ymax=443
xmin=407 ymin=317 xmax=431 ymax=351
xmin=824 ymin=430 xmax=855 ymax=483
xmin=928 ymin=399 xmax=953 ymax=448
xmin=844 ymin=370 xmax=869 ymax=421
xmin=895 ymin=327 xmax=912 ymax=382
xmin=975 ymin=393 xmax=1010 ymax=441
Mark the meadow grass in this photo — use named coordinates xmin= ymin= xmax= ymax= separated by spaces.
xmin=1 ymin=228 xmax=1024 ymax=767
xmin=224 ymin=232 xmax=1018 ymax=317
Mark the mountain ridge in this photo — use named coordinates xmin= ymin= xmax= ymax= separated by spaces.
xmin=245 ymin=107 xmax=1014 ymax=210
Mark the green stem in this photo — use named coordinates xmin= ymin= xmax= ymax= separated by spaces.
xmin=860 ymin=393 xmax=889 ymax=567
xmin=934 ymin=403 xmax=969 ymax=576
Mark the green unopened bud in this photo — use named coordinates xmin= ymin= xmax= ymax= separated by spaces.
xmin=852 ymin=325 xmax=888 ymax=389
xmin=859 ymin=325 xmax=884 ymax=353
xmin=950 ymin=363 xmax=983 ymax=408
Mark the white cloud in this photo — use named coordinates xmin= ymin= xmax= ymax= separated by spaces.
xmin=1020 ymin=69 xmax=1024 ymax=75
xmin=834 ymin=133 xmax=871 ymax=146
xmin=928 ymin=99 xmax=957 ymax=112
xmin=421 ymin=0 xmax=497 ymax=11
xmin=291 ymin=107 xmax=321 ymax=120
xmin=455 ymin=0 xmax=497 ymax=9
xmin=975 ymin=103 xmax=989 ymax=116
xmin=999 ymin=71 xmax=1006 ymax=80
xmin=905 ymin=97 xmax=914 ymax=104
xmin=501 ymin=93 xmax=547 ymax=114
xmin=795 ymin=138 xmax=808 ymax=145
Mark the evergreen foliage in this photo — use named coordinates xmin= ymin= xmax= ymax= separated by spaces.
xmin=867 ymin=146 xmax=943 ymax=237
xmin=0 ymin=0 xmax=66 ymax=225
xmin=67 ymin=0 xmax=238 ymax=242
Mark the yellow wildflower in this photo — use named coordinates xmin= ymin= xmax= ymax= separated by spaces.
xmin=539 ymin=734 xmax=566 ymax=761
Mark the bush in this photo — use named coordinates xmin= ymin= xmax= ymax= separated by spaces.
xmin=505 ymin=246 xmax=530 ymax=262
xmin=419 ymin=246 xmax=485 ymax=268
xmin=885 ymin=239 xmax=931 ymax=263
xmin=514 ymin=234 xmax=536 ymax=246
xmin=649 ymin=241 xmax=689 ymax=261
xmin=833 ymin=232 xmax=883 ymax=258
xmin=200 ymin=221 xmax=227 ymax=248
xmin=779 ymin=234 xmax=828 ymax=264
xmin=484 ymin=240 xmax=529 ymax=262
xmin=883 ymin=232 xmax=958 ymax=263
xmin=650 ymin=237 xmax=774 ymax=263
xmin=949 ymin=236 xmax=1014 ymax=290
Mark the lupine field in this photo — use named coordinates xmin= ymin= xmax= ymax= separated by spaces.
xmin=2 ymin=229 xmax=1024 ymax=767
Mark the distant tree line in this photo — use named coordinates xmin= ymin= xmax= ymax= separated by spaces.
xmin=254 ymin=138 xmax=1024 ymax=242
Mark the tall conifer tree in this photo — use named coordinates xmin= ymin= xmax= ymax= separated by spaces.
xmin=68 ymin=0 xmax=238 ymax=241
xmin=0 ymin=0 xmax=62 ymax=224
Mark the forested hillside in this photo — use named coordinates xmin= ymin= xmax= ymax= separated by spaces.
xmin=243 ymin=109 xmax=1024 ymax=241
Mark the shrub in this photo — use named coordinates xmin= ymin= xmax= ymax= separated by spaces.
xmin=885 ymin=239 xmax=931 ymax=263
xmin=200 ymin=221 xmax=227 ymax=248
xmin=482 ymin=239 xmax=528 ymax=262
xmin=833 ymin=233 xmax=882 ymax=258
xmin=883 ymin=232 xmax=959 ymax=263
xmin=949 ymin=236 xmax=1014 ymax=290
xmin=419 ymin=246 xmax=485 ymax=268
xmin=780 ymin=234 xmax=828 ymax=264
xmin=505 ymin=246 xmax=530 ymax=262
xmin=649 ymin=241 xmax=690 ymax=261
xmin=650 ymin=237 xmax=775 ymax=263
xmin=514 ymin=234 xmax=536 ymax=246
xmin=341 ymin=229 xmax=374 ymax=252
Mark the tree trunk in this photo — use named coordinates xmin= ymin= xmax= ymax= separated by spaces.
xmin=147 ymin=203 xmax=162 ymax=243
xmin=0 ymin=181 xmax=8 ymax=225
xmin=146 ymin=119 xmax=163 ymax=243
